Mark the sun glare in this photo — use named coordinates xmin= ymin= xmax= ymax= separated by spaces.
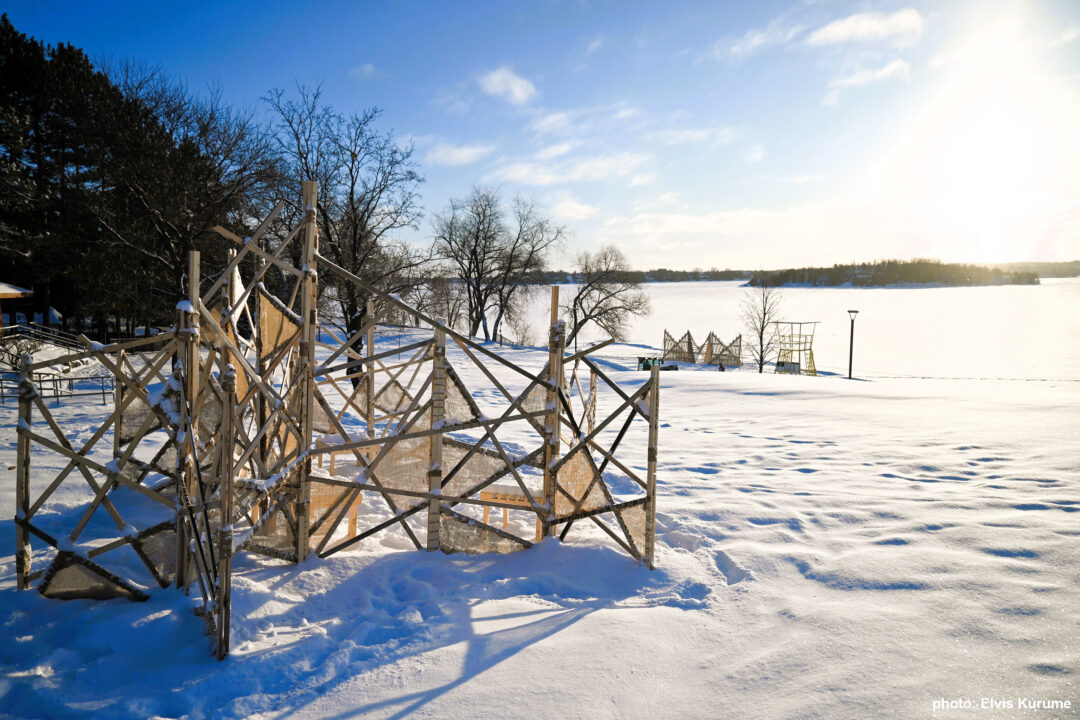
xmin=862 ymin=14 xmax=1080 ymax=263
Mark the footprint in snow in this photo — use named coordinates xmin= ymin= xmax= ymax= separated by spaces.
xmin=714 ymin=551 xmax=749 ymax=585
xmin=982 ymin=548 xmax=1040 ymax=559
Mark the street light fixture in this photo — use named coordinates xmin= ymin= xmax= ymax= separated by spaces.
xmin=847 ymin=310 xmax=859 ymax=379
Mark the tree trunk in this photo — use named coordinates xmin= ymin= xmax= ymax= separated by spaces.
xmin=346 ymin=298 xmax=364 ymax=389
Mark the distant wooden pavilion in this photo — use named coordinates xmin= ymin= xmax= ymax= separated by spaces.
xmin=0 ymin=282 xmax=33 ymax=333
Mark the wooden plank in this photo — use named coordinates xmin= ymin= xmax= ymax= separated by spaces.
xmin=542 ymin=286 xmax=563 ymax=540
xmin=27 ymin=331 xmax=177 ymax=371
xmin=296 ymin=180 xmax=318 ymax=562
xmin=427 ymin=321 xmax=445 ymax=551
xmin=213 ymin=221 xmax=304 ymax=279
xmin=317 ymin=338 xmax=432 ymax=378
xmin=216 ymin=367 xmax=237 ymax=658
xmin=15 ymin=375 xmax=31 ymax=589
xmin=315 ymin=314 xmax=377 ymax=373
xmin=645 ymin=366 xmax=659 ymax=569
xmin=563 ymin=338 xmax=614 ymax=364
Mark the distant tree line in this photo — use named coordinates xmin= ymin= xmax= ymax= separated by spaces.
xmin=535 ymin=267 xmax=748 ymax=284
xmin=988 ymin=260 xmax=1080 ymax=279
xmin=748 ymin=259 xmax=1039 ymax=288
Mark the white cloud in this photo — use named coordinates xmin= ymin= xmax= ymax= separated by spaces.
xmin=550 ymin=192 xmax=597 ymax=221
xmin=586 ymin=36 xmax=605 ymax=56
xmin=612 ymin=106 xmax=641 ymax=121
xmin=349 ymin=63 xmax=378 ymax=79
xmin=657 ymin=191 xmax=681 ymax=205
xmin=424 ymin=142 xmax=496 ymax=166
xmin=724 ymin=19 xmax=804 ymax=62
xmin=535 ymin=142 xmax=578 ymax=160
xmin=530 ymin=102 xmax=641 ymax=137
xmin=532 ymin=111 xmax=572 ymax=135
xmin=832 ymin=59 xmax=911 ymax=88
xmin=478 ymin=66 xmax=538 ymax=106
xmin=745 ymin=145 xmax=766 ymax=163
xmin=808 ymin=9 xmax=923 ymax=47
xmin=1050 ymin=26 xmax=1080 ymax=48
xmin=647 ymin=127 xmax=736 ymax=148
xmin=489 ymin=152 xmax=648 ymax=186
xmin=824 ymin=59 xmax=910 ymax=105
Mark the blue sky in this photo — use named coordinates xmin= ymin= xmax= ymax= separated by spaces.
xmin=8 ymin=0 xmax=1080 ymax=270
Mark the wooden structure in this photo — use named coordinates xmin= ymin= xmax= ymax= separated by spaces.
xmin=14 ymin=182 xmax=660 ymax=659
xmin=773 ymin=321 xmax=818 ymax=375
xmin=662 ymin=330 xmax=741 ymax=368
xmin=0 ymin=282 xmax=33 ymax=332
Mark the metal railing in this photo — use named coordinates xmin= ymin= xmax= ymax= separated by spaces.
xmin=0 ymin=372 xmax=114 ymax=406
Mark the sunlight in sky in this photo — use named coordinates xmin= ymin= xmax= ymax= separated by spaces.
xmin=861 ymin=11 xmax=1080 ymax=263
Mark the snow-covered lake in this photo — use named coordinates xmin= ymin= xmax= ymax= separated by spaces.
xmin=526 ymin=277 xmax=1080 ymax=381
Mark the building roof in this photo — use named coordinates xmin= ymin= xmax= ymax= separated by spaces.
xmin=0 ymin=282 xmax=33 ymax=299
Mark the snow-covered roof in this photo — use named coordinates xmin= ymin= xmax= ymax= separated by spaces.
xmin=0 ymin=282 xmax=32 ymax=299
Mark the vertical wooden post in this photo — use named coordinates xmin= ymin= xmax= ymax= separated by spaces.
xmin=365 ymin=299 xmax=375 ymax=439
xmin=296 ymin=180 xmax=318 ymax=562
xmin=427 ymin=319 xmax=446 ymax=551
xmin=177 ymin=250 xmax=200 ymax=590
xmin=541 ymin=286 xmax=564 ymax=540
xmin=15 ymin=357 xmax=32 ymax=590
xmin=113 ymin=350 xmax=125 ymax=458
xmin=588 ymin=368 xmax=597 ymax=436
xmin=216 ymin=366 xmax=236 ymax=659
xmin=645 ymin=364 xmax=660 ymax=569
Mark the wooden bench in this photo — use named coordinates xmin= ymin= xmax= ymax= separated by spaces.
xmin=479 ymin=483 xmax=542 ymax=542
xmin=315 ymin=436 xmax=371 ymax=476
xmin=311 ymin=437 xmax=370 ymax=538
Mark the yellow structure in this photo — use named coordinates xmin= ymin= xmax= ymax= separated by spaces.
xmin=773 ymin=321 xmax=818 ymax=376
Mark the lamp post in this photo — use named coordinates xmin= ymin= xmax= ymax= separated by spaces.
xmin=847 ymin=310 xmax=859 ymax=379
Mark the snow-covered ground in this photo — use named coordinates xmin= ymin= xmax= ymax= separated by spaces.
xmin=1 ymin=284 xmax=1078 ymax=719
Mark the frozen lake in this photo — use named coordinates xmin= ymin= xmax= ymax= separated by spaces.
xmin=524 ymin=277 xmax=1080 ymax=381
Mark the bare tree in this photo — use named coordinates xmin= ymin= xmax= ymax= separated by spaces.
xmin=563 ymin=245 xmax=650 ymax=349
xmin=431 ymin=187 xmax=504 ymax=338
xmin=432 ymin=187 xmax=562 ymax=341
xmin=742 ymin=276 xmax=783 ymax=373
xmin=489 ymin=196 xmax=564 ymax=340
xmin=404 ymin=269 xmax=467 ymax=332
xmin=265 ymin=85 xmax=427 ymax=349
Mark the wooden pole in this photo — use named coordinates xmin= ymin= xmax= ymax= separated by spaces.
xmin=541 ymin=286 xmax=564 ymax=540
xmin=113 ymin=350 xmax=124 ymax=457
xmin=645 ymin=364 xmax=660 ymax=569
xmin=216 ymin=366 xmax=236 ymax=659
xmin=15 ymin=356 xmax=32 ymax=589
xmin=427 ymin=319 xmax=446 ymax=551
xmin=177 ymin=250 xmax=200 ymax=590
xmin=365 ymin=299 xmax=375 ymax=440
xmin=255 ymin=242 xmax=268 ymax=494
xmin=296 ymin=180 xmax=318 ymax=561
xmin=588 ymin=368 xmax=597 ymax=435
